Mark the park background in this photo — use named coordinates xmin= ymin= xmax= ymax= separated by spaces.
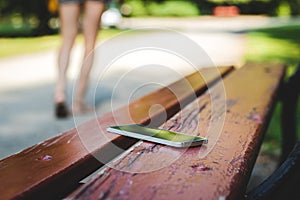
xmin=0 ymin=0 xmax=300 ymax=190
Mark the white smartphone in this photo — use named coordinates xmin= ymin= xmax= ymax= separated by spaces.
xmin=107 ymin=124 xmax=208 ymax=148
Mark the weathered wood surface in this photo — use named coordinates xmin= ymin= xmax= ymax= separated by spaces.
xmin=68 ymin=63 xmax=286 ymax=200
xmin=0 ymin=67 xmax=232 ymax=200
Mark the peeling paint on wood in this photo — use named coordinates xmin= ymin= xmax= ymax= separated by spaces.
xmin=68 ymin=63 xmax=286 ymax=200
xmin=0 ymin=67 xmax=233 ymax=200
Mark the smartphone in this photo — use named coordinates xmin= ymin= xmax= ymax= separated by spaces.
xmin=107 ymin=124 xmax=208 ymax=148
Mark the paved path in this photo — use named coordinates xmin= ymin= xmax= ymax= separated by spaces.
xmin=1 ymin=16 xmax=299 ymax=161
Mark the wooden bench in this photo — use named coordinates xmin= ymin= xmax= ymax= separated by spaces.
xmin=0 ymin=62 xmax=296 ymax=200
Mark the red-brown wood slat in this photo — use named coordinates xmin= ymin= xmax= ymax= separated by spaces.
xmin=68 ymin=63 xmax=286 ymax=200
xmin=0 ymin=67 xmax=233 ymax=200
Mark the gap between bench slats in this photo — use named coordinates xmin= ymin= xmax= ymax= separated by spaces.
xmin=68 ymin=63 xmax=286 ymax=200
xmin=0 ymin=67 xmax=233 ymax=200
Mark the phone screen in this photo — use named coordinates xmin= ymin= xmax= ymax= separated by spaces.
xmin=107 ymin=124 xmax=207 ymax=147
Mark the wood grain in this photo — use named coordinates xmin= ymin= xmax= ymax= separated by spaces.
xmin=0 ymin=67 xmax=233 ymax=200
xmin=68 ymin=63 xmax=286 ymax=200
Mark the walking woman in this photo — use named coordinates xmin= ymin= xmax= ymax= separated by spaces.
xmin=55 ymin=0 xmax=107 ymax=118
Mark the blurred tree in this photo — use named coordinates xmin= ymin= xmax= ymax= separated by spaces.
xmin=208 ymin=0 xmax=250 ymax=4
xmin=190 ymin=0 xmax=215 ymax=14
xmin=0 ymin=0 xmax=57 ymax=36
xmin=286 ymin=0 xmax=300 ymax=15
xmin=122 ymin=0 xmax=290 ymax=16
xmin=207 ymin=0 xmax=282 ymax=15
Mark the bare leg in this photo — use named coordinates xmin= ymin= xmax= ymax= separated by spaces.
xmin=73 ymin=1 xmax=105 ymax=113
xmin=55 ymin=3 xmax=80 ymax=104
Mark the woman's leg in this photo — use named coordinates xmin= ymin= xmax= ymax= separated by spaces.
xmin=55 ymin=3 xmax=80 ymax=105
xmin=73 ymin=0 xmax=105 ymax=113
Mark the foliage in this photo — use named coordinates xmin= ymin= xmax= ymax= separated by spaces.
xmin=285 ymin=0 xmax=300 ymax=15
xmin=123 ymin=0 xmax=199 ymax=17
xmin=147 ymin=1 xmax=199 ymax=17
xmin=123 ymin=0 xmax=148 ymax=16
xmin=0 ymin=0 xmax=57 ymax=36
xmin=0 ymin=0 xmax=300 ymax=37
xmin=121 ymin=0 xmax=299 ymax=16
xmin=276 ymin=2 xmax=291 ymax=16
xmin=208 ymin=0 xmax=252 ymax=4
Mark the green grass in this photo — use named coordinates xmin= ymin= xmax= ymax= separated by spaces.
xmin=0 ymin=35 xmax=61 ymax=58
xmin=245 ymin=25 xmax=300 ymax=154
xmin=246 ymin=25 xmax=300 ymax=67
xmin=0 ymin=29 xmax=123 ymax=58
xmin=0 ymin=23 xmax=34 ymax=37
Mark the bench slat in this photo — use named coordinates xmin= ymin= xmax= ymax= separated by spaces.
xmin=0 ymin=67 xmax=232 ymax=200
xmin=68 ymin=63 xmax=286 ymax=200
